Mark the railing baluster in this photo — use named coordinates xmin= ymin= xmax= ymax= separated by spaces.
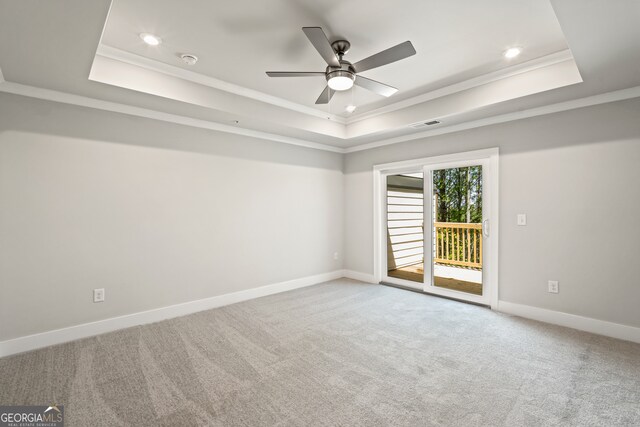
xmin=474 ymin=229 xmax=477 ymax=264
xmin=454 ymin=227 xmax=457 ymax=262
xmin=445 ymin=227 xmax=449 ymax=260
xmin=455 ymin=227 xmax=457 ymax=262
xmin=449 ymin=226 xmax=451 ymax=262
xmin=462 ymin=228 xmax=465 ymax=262
xmin=464 ymin=228 xmax=468 ymax=263
xmin=460 ymin=228 xmax=469 ymax=262
xmin=451 ymin=227 xmax=455 ymax=262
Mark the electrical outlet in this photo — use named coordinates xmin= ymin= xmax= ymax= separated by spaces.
xmin=548 ymin=281 xmax=559 ymax=294
xmin=93 ymin=288 xmax=105 ymax=303
xmin=333 ymin=252 xmax=339 ymax=260
xmin=517 ymin=214 xmax=527 ymax=226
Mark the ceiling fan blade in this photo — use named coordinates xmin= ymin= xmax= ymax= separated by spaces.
xmin=315 ymin=86 xmax=335 ymax=104
xmin=355 ymin=76 xmax=398 ymax=97
xmin=302 ymin=27 xmax=341 ymax=67
xmin=266 ymin=72 xmax=325 ymax=77
xmin=352 ymin=41 xmax=416 ymax=73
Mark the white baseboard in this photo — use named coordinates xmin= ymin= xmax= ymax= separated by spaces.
xmin=0 ymin=270 xmax=343 ymax=358
xmin=343 ymin=269 xmax=377 ymax=283
xmin=6 ymin=273 xmax=635 ymax=358
xmin=497 ymin=301 xmax=640 ymax=344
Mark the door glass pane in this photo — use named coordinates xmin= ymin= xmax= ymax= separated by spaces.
xmin=387 ymin=173 xmax=424 ymax=283
xmin=432 ymin=166 xmax=483 ymax=295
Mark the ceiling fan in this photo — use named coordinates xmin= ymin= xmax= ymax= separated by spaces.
xmin=266 ymin=27 xmax=416 ymax=104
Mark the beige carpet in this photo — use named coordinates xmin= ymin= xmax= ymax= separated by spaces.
xmin=1 ymin=279 xmax=639 ymax=426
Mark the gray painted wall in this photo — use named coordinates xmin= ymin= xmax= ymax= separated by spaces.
xmin=345 ymin=98 xmax=640 ymax=328
xmin=2 ymin=92 xmax=640 ymax=342
xmin=0 ymin=93 xmax=344 ymax=340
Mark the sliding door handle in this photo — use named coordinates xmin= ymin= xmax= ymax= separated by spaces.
xmin=482 ymin=219 xmax=490 ymax=238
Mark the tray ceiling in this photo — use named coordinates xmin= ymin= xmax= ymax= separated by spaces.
xmin=100 ymin=0 xmax=569 ymax=117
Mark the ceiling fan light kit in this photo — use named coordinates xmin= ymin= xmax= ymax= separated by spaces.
xmin=327 ymin=70 xmax=355 ymax=91
xmin=266 ymin=27 xmax=416 ymax=105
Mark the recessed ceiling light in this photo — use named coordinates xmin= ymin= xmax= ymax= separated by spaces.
xmin=345 ymin=105 xmax=357 ymax=113
xmin=180 ymin=54 xmax=198 ymax=65
xmin=504 ymin=47 xmax=522 ymax=59
xmin=140 ymin=33 xmax=162 ymax=46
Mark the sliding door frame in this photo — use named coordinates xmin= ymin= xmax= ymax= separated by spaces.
xmin=373 ymin=148 xmax=499 ymax=309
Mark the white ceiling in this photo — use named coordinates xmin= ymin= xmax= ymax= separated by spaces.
xmin=101 ymin=0 xmax=569 ymax=117
xmin=1 ymin=0 xmax=639 ymax=152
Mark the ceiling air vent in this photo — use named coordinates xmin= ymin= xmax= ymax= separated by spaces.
xmin=409 ymin=120 xmax=441 ymax=129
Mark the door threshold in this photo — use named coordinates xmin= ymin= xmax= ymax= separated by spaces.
xmin=380 ymin=281 xmax=490 ymax=308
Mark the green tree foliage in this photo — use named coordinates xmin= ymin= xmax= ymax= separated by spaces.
xmin=433 ymin=166 xmax=482 ymax=223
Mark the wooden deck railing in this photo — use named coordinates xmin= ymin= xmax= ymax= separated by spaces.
xmin=434 ymin=222 xmax=482 ymax=269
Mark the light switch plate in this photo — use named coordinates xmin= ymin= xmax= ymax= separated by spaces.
xmin=548 ymin=281 xmax=559 ymax=294
xmin=517 ymin=214 xmax=527 ymax=226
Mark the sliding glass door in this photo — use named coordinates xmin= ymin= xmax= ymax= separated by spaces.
xmin=380 ymin=151 xmax=496 ymax=306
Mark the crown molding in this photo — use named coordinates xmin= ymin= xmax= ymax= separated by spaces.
xmin=347 ymin=50 xmax=576 ymax=124
xmin=96 ymin=44 xmax=347 ymax=125
xmin=96 ymin=45 xmax=576 ymax=130
xmin=0 ymin=81 xmax=344 ymax=153
xmin=2 ymin=78 xmax=639 ymax=156
xmin=343 ymin=84 xmax=640 ymax=153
